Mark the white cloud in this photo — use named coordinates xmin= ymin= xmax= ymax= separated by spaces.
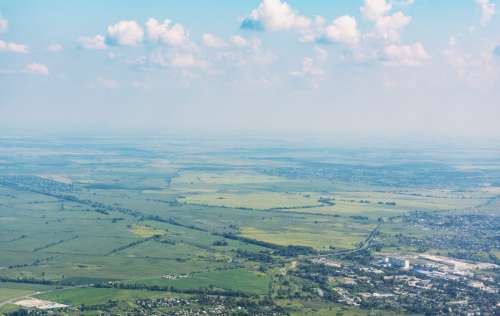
xmin=448 ymin=36 xmax=457 ymax=46
xmin=0 ymin=40 xmax=29 ymax=53
xmin=202 ymin=33 xmax=227 ymax=48
xmin=47 ymin=43 xmax=63 ymax=52
xmin=214 ymin=36 xmax=275 ymax=68
xmin=361 ymin=0 xmax=392 ymax=21
xmin=106 ymin=20 xmax=144 ymax=46
xmin=77 ymin=35 xmax=107 ymax=50
xmin=147 ymin=48 xmax=209 ymax=72
xmin=323 ymin=15 xmax=360 ymax=47
xmin=371 ymin=11 xmax=412 ymax=43
xmin=241 ymin=0 xmax=311 ymax=32
xmin=476 ymin=0 xmax=496 ymax=26
xmin=291 ymin=57 xmax=321 ymax=76
xmin=383 ymin=42 xmax=430 ymax=66
xmin=24 ymin=63 xmax=49 ymax=76
xmin=170 ymin=53 xmax=208 ymax=69
xmin=0 ymin=17 xmax=7 ymax=33
xmin=391 ymin=0 xmax=415 ymax=6
xmin=315 ymin=47 xmax=329 ymax=62
xmin=443 ymin=38 xmax=498 ymax=83
xmin=233 ymin=36 xmax=262 ymax=52
xmin=298 ymin=16 xmax=327 ymax=43
xmin=230 ymin=35 xmax=249 ymax=48
xmin=290 ymin=47 xmax=328 ymax=77
xmin=97 ymin=78 xmax=119 ymax=89
xmin=146 ymin=18 xmax=191 ymax=47
xmin=149 ymin=49 xmax=169 ymax=67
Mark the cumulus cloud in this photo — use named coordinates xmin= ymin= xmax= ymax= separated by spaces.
xmin=290 ymin=47 xmax=328 ymax=77
xmin=170 ymin=53 xmax=208 ymax=69
xmin=146 ymin=47 xmax=210 ymax=71
xmin=202 ymin=33 xmax=227 ymax=48
xmin=0 ymin=17 xmax=7 ymax=33
xmin=47 ymin=43 xmax=63 ymax=52
xmin=214 ymin=36 xmax=275 ymax=68
xmin=229 ymin=36 xmax=263 ymax=52
xmin=24 ymin=63 xmax=49 ymax=76
xmin=371 ymin=11 xmax=412 ymax=43
xmin=323 ymin=16 xmax=360 ymax=47
xmin=391 ymin=0 xmax=415 ymax=6
xmin=146 ymin=18 xmax=191 ymax=47
xmin=77 ymin=35 xmax=107 ymax=50
xmin=476 ymin=0 xmax=496 ymax=26
xmin=97 ymin=78 xmax=119 ymax=89
xmin=361 ymin=0 xmax=392 ymax=21
xmin=241 ymin=0 xmax=310 ymax=32
xmin=148 ymin=49 xmax=169 ymax=67
xmin=230 ymin=35 xmax=249 ymax=47
xmin=360 ymin=0 xmax=412 ymax=44
xmin=0 ymin=40 xmax=29 ymax=53
xmin=292 ymin=57 xmax=321 ymax=76
xmin=383 ymin=42 xmax=430 ymax=66
xmin=106 ymin=20 xmax=144 ymax=46
xmin=443 ymin=38 xmax=498 ymax=83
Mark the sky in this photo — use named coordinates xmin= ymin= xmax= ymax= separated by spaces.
xmin=0 ymin=0 xmax=499 ymax=140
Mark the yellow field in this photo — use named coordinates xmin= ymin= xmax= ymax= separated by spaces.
xmin=130 ymin=225 xmax=166 ymax=238
xmin=334 ymin=190 xmax=487 ymax=211
xmin=171 ymin=171 xmax=286 ymax=186
xmin=240 ymin=225 xmax=373 ymax=250
xmin=180 ymin=191 xmax=323 ymax=209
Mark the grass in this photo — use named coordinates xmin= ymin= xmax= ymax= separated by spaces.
xmin=277 ymin=299 xmax=413 ymax=316
xmin=1 ymin=140 xmax=497 ymax=315
xmin=129 ymin=269 xmax=269 ymax=295
xmin=37 ymin=287 xmax=166 ymax=305
xmin=0 ymin=282 xmax=58 ymax=308
xmin=240 ymin=221 xmax=374 ymax=250
xmin=171 ymin=171 xmax=285 ymax=186
xmin=179 ymin=191 xmax=323 ymax=210
xmin=130 ymin=225 xmax=166 ymax=238
xmin=0 ymin=303 xmax=22 ymax=315
xmin=0 ymin=288 xmax=34 ymax=302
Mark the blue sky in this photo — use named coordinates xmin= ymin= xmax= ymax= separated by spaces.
xmin=0 ymin=0 xmax=499 ymax=139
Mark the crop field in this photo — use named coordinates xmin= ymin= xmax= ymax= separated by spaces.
xmin=0 ymin=137 xmax=499 ymax=315
xmin=124 ymin=269 xmax=270 ymax=295
xmin=38 ymin=288 xmax=171 ymax=306
xmin=179 ymin=191 xmax=324 ymax=210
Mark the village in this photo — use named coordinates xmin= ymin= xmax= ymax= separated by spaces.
xmin=294 ymin=252 xmax=499 ymax=315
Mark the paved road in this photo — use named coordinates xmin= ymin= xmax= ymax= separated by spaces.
xmin=329 ymin=220 xmax=384 ymax=256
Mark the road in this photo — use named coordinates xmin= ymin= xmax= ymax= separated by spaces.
xmin=329 ymin=220 xmax=384 ymax=256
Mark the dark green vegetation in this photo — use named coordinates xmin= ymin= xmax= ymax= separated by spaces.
xmin=0 ymin=137 xmax=499 ymax=315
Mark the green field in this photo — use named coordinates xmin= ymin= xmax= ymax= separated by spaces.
xmin=1 ymin=137 xmax=499 ymax=315
xmin=38 ymin=288 xmax=168 ymax=306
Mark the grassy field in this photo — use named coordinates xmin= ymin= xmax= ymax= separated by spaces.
xmin=179 ymin=191 xmax=323 ymax=209
xmin=37 ymin=288 xmax=168 ymax=306
xmin=0 ymin=288 xmax=35 ymax=302
xmin=127 ymin=268 xmax=269 ymax=295
xmin=240 ymin=225 xmax=372 ymax=250
xmin=1 ymin=138 xmax=498 ymax=315
xmin=130 ymin=225 xmax=167 ymax=238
